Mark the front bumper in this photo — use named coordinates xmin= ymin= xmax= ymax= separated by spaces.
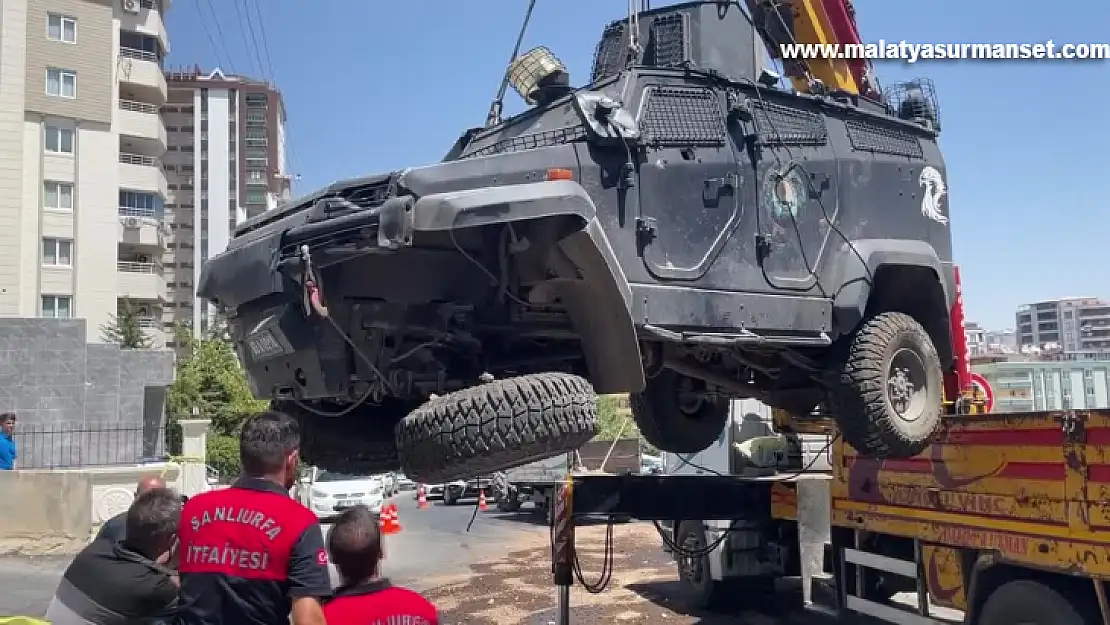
xmin=197 ymin=175 xmax=640 ymax=401
xmin=311 ymin=497 xmax=383 ymax=519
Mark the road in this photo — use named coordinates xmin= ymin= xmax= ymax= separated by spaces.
xmin=0 ymin=491 xmax=549 ymax=618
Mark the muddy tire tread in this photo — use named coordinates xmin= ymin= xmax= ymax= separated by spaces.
xmin=395 ymin=372 xmax=599 ymax=484
xmin=828 ymin=311 xmax=940 ymax=459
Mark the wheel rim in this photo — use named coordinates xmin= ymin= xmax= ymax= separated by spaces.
xmin=886 ymin=347 xmax=929 ymax=424
xmin=678 ymin=531 xmax=706 ymax=585
xmin=677 ymin=377 xmax=705 ymax=415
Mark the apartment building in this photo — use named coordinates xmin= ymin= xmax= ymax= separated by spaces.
xmin=0 ymin=0 xmax=171 ymax=342
xmin=1016 ymin=297 xmax=1110 ymax=352
xmin=161 ymin=67 xmax=289 ymax=337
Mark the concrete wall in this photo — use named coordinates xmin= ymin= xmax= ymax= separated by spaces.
xmin=0 ymin=470 xmax=92 ymax=555
xmin=0 ymin=317 xmax=174 ymax=467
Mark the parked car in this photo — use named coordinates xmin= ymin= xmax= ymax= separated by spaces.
xmin=444 ymin=477 xmax=493 ymax=505
xmin=395 ymin=473 xmax=416 ymax=492
xmin=419 ymin=483 xmax=448 ymax=500
xmin=379 ymin=472 xmax=398 ymax=497
xmin=307 ymin=471 xmax=386 ymax=521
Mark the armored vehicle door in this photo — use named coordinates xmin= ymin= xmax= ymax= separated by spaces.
xmin=745 ymin=99 xmax=840 ymax=290
xmin=635 ymin=85 xmax=742 ymax=281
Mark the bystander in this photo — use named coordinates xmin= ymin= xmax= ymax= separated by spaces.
xmin=0 ymin=412 xmax=16 ymax=470
xmin=44 ymin=487 xmax=182 ymax=624
xmin=95 ymin=476 xmax=168 ymax=543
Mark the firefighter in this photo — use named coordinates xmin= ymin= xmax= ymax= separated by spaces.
xmin=323 ymin=505 xmax=439 ymax=624
xmin=175 ymin=411 xmax=330 ymax=625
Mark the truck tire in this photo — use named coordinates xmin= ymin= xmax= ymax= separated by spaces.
xmin=827 ymin=312 xmax=943 ymax=459
xmin=276 ymin=400 xmax=402 ymax=475
xmin=395 ymin=373 xmax=599 ymax=484
xmin=631 ymin=370 xmax=729 ymax=454
xmin=978 ymin=579 xmax=1096 ymax=625
xmin=675 ymin=521 xmax=729 ymax=610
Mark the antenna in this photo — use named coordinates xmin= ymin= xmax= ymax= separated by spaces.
xmin=484 ymin=0 xmax=538 ymax=127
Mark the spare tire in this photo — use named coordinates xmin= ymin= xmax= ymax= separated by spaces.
xmin=395 ymin=372 xmax=599 ymax=484
xmin=827 ymin=312 xmax=943 ymax=458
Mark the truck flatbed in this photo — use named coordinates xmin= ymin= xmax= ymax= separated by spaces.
xmin=550 ymin=408 xmax=1110 ymax=625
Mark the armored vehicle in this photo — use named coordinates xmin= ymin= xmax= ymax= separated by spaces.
xmin=198 ymin=1 xmax=956 ymax=483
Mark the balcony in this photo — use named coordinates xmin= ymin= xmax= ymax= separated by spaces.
xmin=117 ymin=261 xmax=166 ymax=301
xmin=119 ymin=153 xmax=168 ymax=197
xmin=117 ymin=2 xmax=168 ymax=55
xmin=118 ymin=100 xmax=167 ymax=154
xmin=118 ymin=209 xmax=167 ymax=249
xmin=117 ymin=47 xmax=167 ymax=104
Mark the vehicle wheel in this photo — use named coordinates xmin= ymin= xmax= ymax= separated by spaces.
xmin=276 ymin=399 xmax=405 ymax=475
xmin=978 ymin=579 xmax=1096 ymax=625
xmin=496 ymin=486 xmax=522 ymax=512
xmin=826 ymin=312 xmax=943 ymax=459
xmin=675 ymin=521 xmax=728 ymax=610
xmin=395 ymin=373 xmax=598 ymax=484
xmin=631 ymin=370 xmax=729 ymax=454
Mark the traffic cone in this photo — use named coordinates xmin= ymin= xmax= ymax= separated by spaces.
xmin=380 ymin=502 xmax=402 ymax=535
xmin=478 ymin=489 xmax=488 ymax=511
xmin=417 ymin=485 xmax=428 ymax=509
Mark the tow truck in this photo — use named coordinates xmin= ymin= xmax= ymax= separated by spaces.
xmin=549 ymin=274 xmax=1110 ymax=625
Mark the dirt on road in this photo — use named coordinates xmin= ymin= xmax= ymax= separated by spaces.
xmin=420 ymin=521 xmax=820 ymax=625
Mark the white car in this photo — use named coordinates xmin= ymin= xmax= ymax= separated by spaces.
xmin=308 ymin=471 xmax=386 ymax=520
xmin=395 ymin=473 xmax=416 ymax=492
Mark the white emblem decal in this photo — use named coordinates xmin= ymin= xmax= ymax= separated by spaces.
xmin=919 ymin=166 xmax=948 ymax=225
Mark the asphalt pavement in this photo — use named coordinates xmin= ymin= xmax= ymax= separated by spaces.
xmin=0 ymin=491 xmax=549 ymax=618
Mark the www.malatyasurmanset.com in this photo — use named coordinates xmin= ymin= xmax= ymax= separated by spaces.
xmin=780 ymin=40 xmax=1110 ymax=63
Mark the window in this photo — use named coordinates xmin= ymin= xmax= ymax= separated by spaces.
xmin=43 ymin=181 xmax=74 ymax=210
xmin=42 ymin=238 xmax=73 ymax=266
xmin=47 ymin=14 xmax=77 ymax=44
xmin=45 ymin=124 xmax=74 ymax=154
xmin=41 ymin=295 xmax=73 ymax=318
xmin=246 ymin=190 xmax=266 ymax=205
xmin=247 ymin=170 xmax=266 ymax=183
xmin=119 ymin=190 xmax=162 ymax=215
xmin=46 ymin=68 xmax=77 ymax=98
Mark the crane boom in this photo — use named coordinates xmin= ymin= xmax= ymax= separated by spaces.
xmin=747 ymin=0 xmax=879 ymax=98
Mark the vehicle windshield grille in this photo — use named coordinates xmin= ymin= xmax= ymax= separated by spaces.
xmin=460 ymin=126 xmax=588 ymax=160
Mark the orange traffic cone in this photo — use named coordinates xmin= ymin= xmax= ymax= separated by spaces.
xmin=380 ymin=502 xmax=402 ymax=535
xmin=478 ymin=489 xmax=488 ymax=511
xmin=417 ymin=485 xmax=428 ymax=509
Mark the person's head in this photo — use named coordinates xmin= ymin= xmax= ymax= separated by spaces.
xmin=0 ymin=412 xmax=15 ymax=437
xmin=135 ymin=475 xmax=166 ymax=497
xmin=124 ymin=487 xmax=182 ymax=563
xmin=327 ymin=505 xmax=383 ymax=585
xmin=240 ymin=411 xmax=300 ymax=489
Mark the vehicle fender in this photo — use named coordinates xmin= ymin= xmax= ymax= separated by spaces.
xmin=410 ymin=181 xmax=645 ymax=394
xmin=829 ymin=238 xmax=954 ymax=339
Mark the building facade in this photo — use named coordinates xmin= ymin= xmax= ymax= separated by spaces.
xmin=0 ymin=0 xmax=171 ymax=343
xmin=1016 ymin=298 xmax=1110 ymax=352
xmin=161 ymin=67 xmax=289 ymax=337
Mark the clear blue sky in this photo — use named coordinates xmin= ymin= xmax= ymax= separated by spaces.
xmin=167 ymin=0 xmax=1109 ymax=330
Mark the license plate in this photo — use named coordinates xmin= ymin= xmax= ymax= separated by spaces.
xmin=245 ymin=329 xmax=285 ymax=361
xmin=337 ymin=499 xmax=358 ymax=508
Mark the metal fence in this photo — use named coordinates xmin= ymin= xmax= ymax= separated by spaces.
xmin=15 ymin=422 xmax=168 ymax=469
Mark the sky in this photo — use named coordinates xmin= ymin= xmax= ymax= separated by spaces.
xmin=165 ymin=0 xmax=1110 ymax=330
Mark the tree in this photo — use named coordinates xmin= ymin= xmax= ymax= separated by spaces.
xmin=100 ymin=298 xmax=152 ymax=348
xmin=594 ymin=394 xmax=658 ymax=455
xmin=166 ymin=323 xmax=268 ymax=479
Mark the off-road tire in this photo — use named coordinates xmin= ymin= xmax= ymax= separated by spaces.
xmin=675 ymin=521 xmax=730 ymax=610
xmin=275 ymin=400 xmax=402 ymax=475
xmin=978 ymin=579 xmax=1096 ymax=625
xmin=631 ymin=370 xmax=729 ymax=454
xmin=827 ymin=312 xmax=943 ymax=459
xmin=395 ymin=372 xmax=599 ymax=484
